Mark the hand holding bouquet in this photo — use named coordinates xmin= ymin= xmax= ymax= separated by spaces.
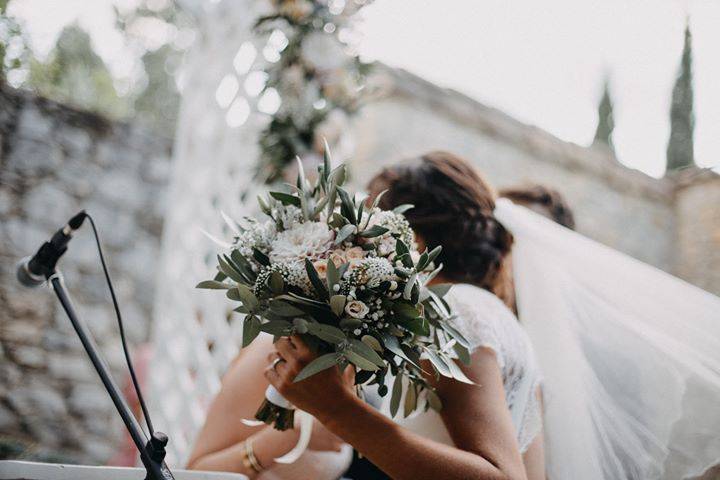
xmin=198 ymin=150 xmax=473 ymax=434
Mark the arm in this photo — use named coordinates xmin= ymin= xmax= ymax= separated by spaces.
xmin=267 ymin=337 xmax=527 ymax=480
xmin=187 ymin=335 xmax=344 ymax=475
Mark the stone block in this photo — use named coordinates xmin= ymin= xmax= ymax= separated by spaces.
xmin=12 ymin=345 xmax=47 ymax=368
xmin=69 ymin=383 xmax=112 ymax=415
xmin=16 ymin=103 xmax=53 ymax=140
xmin=48 ymin=353 xmax=97 ymax=383
xmin=6 ymin=137 xmax=63 ymax=174
xmin=96 ymin=171 xmax=147 ymax=212
xmin=23 ymin=182 xmax=80 ymax=229
xmin=8 ymin=384 xmax=67 ymax=417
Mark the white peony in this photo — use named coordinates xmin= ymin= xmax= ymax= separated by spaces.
xmin=345 ymin=300 xmax=369 ymax=319
xmin=269 ymin=221 xmax=334 ymax=264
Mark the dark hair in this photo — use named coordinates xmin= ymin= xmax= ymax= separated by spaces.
xmin=367 ymin=151 xmax=514 ymax=307
xmin=499 ymin=184 xmax=576 ymax=230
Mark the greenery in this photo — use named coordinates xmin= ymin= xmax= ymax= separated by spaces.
xmin=666 ymin=23 xmax=695 ymax=172
xmin=593 ymin=78 xmax=615 ymax=152
xmin=26 ymin=24 xmax=129 ymax=118
xmin=0 ymin=0 xmax=32 ymax=85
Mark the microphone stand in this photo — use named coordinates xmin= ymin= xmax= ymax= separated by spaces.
xmin=49 ymin=270 xmax=173 ymax=480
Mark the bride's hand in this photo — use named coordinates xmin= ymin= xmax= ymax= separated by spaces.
xmin=264 ymin=336 xmax=356 ymax=420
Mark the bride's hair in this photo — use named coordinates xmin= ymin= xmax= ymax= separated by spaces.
xmin=367 ymin=151 xmax=515 ymax=308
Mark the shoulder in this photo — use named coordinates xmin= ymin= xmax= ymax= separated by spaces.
xmin=443 ymin=283 xmax=520 ymax=367
xmin=446 ymin=283 xmax=516 ymax=322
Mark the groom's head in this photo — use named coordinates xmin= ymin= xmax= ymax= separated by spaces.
xmin=499 ymin=184 xmax=576 ymax=230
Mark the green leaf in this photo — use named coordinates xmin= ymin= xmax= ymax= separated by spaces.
xmin=304 ymin=258 xmax=329 ymax=300
xmin=226 ymin=288 xmax=241 ymax=301
xmin=269 ymin=191 xmax=301 ymax=207
xmin=428 ymin=283 xmax=453 ymax=298
xmin=259 ymin=320 xmax=293 ymax=336
xmin=426 ymin=388 xmax=443 ymax=412
xmin=381 ymin=333 xmax=423 ymax=370
xmin=361 ymin=335 xmax=383 ymax=352
xmin=344 ymin=349 xmax=380 ymax=371
xmin=257 ymin=194 xmax=272 ymax=215
xmin=359 ymin=225 xmax=389 ymax=238
xmin=329 ymin=164 xmax=346 ymax=188
xmin=393 ymin=204 xmax=414 ymax=214
xmin=443 ymin=322 xmax=471 ymax=348
xmin=393 ymin=302 xmax=420 ymax=320
xmin=337 ymin=187 xmax=357 ymax=224
xmin=293 ymin=318 xmax=309 ymax=334
xmin=402 ymin=316 xmax=430 ymax=336
xmin=230 ymin=250 xmax=257 ymax=282
xmin=370 ymin=189 xmax=388 ymax=211
xmin=268 ymin=271 xmax=284 ymax=294
xmin=330 ymin=295 xmax=346 ymax=317
xmin=403 ymin=382 xmax=418 ymax=417
xmin=252 ymin=248 xmax=270 ymax=267
xmin=415 ymin=251 xmax=430 ymax=271
xmin=339 ymin=317 xmax=363 ymax=329
xmin=306 ymin=323 xmax=346 ymax=344
xmin=268 ymin=300 xmax=305 ymax=317
xmin=328 ymin=212 xmax=345 ymax=229
xmin=395 ymin=238 xmax=409 ymax=257
xmin=242 ymin=316 xmax=262 ymax=347
xmin=326 ymin=259 xmax=339 ymax=293
xmin=454 ymin=343 xmax=471 ymax=366
xmin=196 ymin=280 xmax=233 ymax=290
xmin=213 ymin=271 xmax=228 ymax=282
xmin=334 ymin=224 xmax=356 ymax=245
xmin=294 ymin=353 xmax=340 ymax=382
xmin=403 ymin=273 xmax=417 ymax=300
xmin=423 ymin=348 xmax=452 ymax=377
xmin=218 ymin=255 xmax=245 ymax=283
xmin=237 ymin=284 xmax=260 ymax=312
xmin=390 ymin=373 xmax=404 ymax=418
xmin=348 ymin=339 xmax=385 ymax=368
xmin=447 ymin=359 xmax=475 ymax=384
xmin=426 ymin=245 xmax=442 ymax=266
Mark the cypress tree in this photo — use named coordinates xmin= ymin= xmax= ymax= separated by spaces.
xmin=593 ymin=78 xmax=615 ymax=152
xmin=666 ymin=23 xmax=695 ymax=172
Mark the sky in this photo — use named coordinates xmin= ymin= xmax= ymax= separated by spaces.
xmin=9 ymin=0 xmax=719 ymax=177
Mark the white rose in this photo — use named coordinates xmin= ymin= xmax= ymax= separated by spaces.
xmin=345 ymin=300 xmax=369 ymax=319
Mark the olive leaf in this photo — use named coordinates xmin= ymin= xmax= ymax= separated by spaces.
xmin=236 ymin=284 xmax=260 ymax=312
xmin=447 ymin=359 xmax=475 ymax=384
xmin=426 ymin=388 xmax=443 ymax=412
xmin=348 ymin=339 xmax=385 ymax=368
xmin=344 ymin=349 xmax=380 ymax=371
xmin=359 ymin=225 xmax=389 ymax=238
xmin=334 ymin=224 xmax=356 ymax=245
xmin=361 ymin=334 xmax=383 ymax=352
xmin=294 ymin=353 xmax=340 ymax=382
xmin=330 ymin=295 xmax=346 ymax=317
xmin=304 ymin=258 xmax=329 ymax=301
xmin=259 ymin=320 xmax=293 ymax=336
xmin=326 ymin=259 xmax=340 ymax=293
xmin=393 ymin=204 xmax=414 ymax=214
xmin=306 ymin=322 xmax=346 ymax=344
xmin=218 ymin=255 xmax=245 ymax=283
xmin=242 ymin=316 xmax=262 ymax=347
xmin=389 ymin=373 xmax=404 ymax=418
xmin=269 ymin=191 xmax=301 ymax=207
xmin=403 ymin=382 xmax=418 ymax=418
xmin=196 ymin=280 xmax=233 ymax=290
xmin=268 ymin=271 xmax=284 ymax=294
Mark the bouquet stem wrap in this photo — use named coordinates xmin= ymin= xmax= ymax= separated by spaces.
xmin=242 ymin=385 xmax=313 ymax=464
xmin=256 ymin=385 xmax=294 ymax=430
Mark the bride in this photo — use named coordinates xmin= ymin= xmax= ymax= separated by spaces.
xmin=188 ymin=151 xmax=720 ymax=479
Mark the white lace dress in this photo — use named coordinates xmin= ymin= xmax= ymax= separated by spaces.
xmin=380 ymin=283 xmax=543 ymax=453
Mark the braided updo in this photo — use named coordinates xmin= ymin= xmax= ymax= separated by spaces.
xmin=367 ymin=151 xmax=514 ymax=307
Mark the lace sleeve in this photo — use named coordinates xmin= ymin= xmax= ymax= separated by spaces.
xmin=444 ymin=284 xmax=516 ymax=371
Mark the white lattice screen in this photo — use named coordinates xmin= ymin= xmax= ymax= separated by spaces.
xmin=149 ymin=0 xmax=277 ymax=464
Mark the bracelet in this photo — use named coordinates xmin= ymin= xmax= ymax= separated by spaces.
xmin=242 ymin=438 xmax=264 ymax=474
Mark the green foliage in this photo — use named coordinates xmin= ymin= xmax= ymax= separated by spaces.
xmin=26 ymin=24 xmax=129 ymax=118
xmin=0 ymin=0 xmax=33 ymax=85
xmin=666 ymin=23 xmax=695 ymax=172
xmin=593 ymin=78 xmax=615 ymax=152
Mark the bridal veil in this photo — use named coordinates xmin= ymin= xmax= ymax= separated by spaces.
xmin=494 ymin=199 xmax=720 ymax=480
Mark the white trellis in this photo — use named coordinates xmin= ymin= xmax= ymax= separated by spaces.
xmin=148 ymin=0 xmax=277 ymax=464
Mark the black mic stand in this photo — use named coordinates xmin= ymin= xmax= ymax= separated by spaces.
xmin=48 ymin=270 xmax=173 ymax=480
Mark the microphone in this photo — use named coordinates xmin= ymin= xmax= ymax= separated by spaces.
xmin=17 ymin=210 xmax=87 ymax=287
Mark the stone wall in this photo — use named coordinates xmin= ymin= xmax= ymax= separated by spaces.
xmin=0 ymin=84 xmax=172 ymax=462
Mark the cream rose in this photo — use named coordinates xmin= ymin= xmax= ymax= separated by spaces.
xmin=312 ymin=260 xmax=328 ymax=278
xmin=345 ymin=246 xmax=366 ymax=261
xmin=345 ymin=300 xmax=369 ymax=319
xmin=328 ymin=250 xmax=347 ymax=267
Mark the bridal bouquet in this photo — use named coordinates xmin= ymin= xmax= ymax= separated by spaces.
xmin=198 ymin=151 xmax=473 ymax=431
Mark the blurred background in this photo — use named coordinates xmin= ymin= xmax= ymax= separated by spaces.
xmin=0 ymin=0 xmax=718 ymax=469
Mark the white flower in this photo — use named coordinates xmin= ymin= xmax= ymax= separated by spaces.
xmin=234 ymin=220 xmax=276 ymax=261
xmin=301 ymin=32 xmax=348 ymax=71
xmin=345 ymin=300 xmax=369 ymax=319
xmin=269 ymin=221 xmax=334 ymax=264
